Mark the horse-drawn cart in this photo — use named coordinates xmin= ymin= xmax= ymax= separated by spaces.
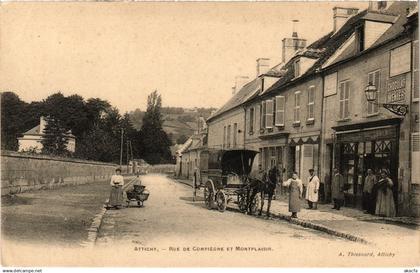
xmin=199 ymin=149 xmax=260 ymax=213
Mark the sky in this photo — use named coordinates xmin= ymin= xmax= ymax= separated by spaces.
xmin=0 ymin=1 xmax=370 ymax=113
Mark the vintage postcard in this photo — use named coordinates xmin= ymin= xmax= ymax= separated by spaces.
xmin=0 ymin=0 xmax=419 ymax=269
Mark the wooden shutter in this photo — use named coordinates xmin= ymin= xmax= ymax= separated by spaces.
xmin=265 ymin=100 xmax=273 ymax=128
xmin=275 ymin=96 xmax=285 ymax=126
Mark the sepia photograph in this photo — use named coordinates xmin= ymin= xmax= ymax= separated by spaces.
xmin=0 ymin=0 xmax=419 ymax=270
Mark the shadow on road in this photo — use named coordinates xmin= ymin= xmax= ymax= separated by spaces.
xmin=1 ymin=195 xmax=35 ymax=206
xmin=179 ymin=196 xmax=204 ymax=202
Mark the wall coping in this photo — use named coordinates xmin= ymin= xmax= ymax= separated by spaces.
xmin=1 ymin=150 xmax=118 ymax=167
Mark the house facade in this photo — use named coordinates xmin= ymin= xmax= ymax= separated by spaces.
xmin=18 ymin=116 xmax=76 ymax=154
xmin=320 ymin=2 xmax=419 ymax=216
xmin=203 ymin=1 xmax=419 ymax=216
xmin=176 ymin=119 xmax=208 ymax=180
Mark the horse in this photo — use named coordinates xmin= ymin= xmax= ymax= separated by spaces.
xmin=246 ymin=167 xmax=278 ymax=217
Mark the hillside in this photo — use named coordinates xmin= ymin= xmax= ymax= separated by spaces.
xmin=128 ymin=107 xmax=215 ymax=144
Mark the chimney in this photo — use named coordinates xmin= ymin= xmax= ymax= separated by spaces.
xmin=39 ymin=116 xmax=47 ymax=133
xmin=256 ymin=58 xmax=270 ymax=76
xmin=368 ymin=1 xmax=388 ymax=11
xmin=232 ymin=76 xmax=249 ymax=94
xmin=281 ymin=20 xmax=307 ymax=63
xmin=333 ymin=7 xmax=359 ymax=32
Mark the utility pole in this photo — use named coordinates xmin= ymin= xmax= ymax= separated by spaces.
xmin=126 ymin=140 xmax=129 ymax=173
xmin=119 ymin=128 xmax=124 ymax=168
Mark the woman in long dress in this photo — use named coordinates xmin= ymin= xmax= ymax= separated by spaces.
xmin=282 ymin=171 xmax=303 ymax=218
xmin=375 ymin=169 xmax=396 ymax=217
xmin=108 ymin=168 xmax=125 ymax=209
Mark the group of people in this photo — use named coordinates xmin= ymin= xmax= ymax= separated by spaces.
xmin=259 ymin=166 xmax=396 ymax=219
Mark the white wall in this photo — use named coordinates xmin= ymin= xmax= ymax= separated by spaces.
xmin=207 ymin=107 xmax=245 ymax=149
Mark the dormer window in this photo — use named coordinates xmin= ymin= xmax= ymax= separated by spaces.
xmin=356 ymin=25 xmax=365 ymax=52
xmin=294 ymin=59 xmax=301 ymax=78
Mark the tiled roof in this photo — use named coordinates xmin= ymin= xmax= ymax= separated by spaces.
xmin=24 ymin=125 xmax=41 ymax=135
xmin=264 ymin=7 xmax=406 ymax=96
xmin=22 ymin=124 xmax=75 ymax=138
xmin=371 ymin=2 xmax=418 ymax=47
xmin=207 ymin=2 xmax=416 ymax=120
xmin=207 ymin=78 xmax=261 ymax=122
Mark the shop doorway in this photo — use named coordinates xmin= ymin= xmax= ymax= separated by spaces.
xmin=338 ymin=140 xmax=398 ymax=210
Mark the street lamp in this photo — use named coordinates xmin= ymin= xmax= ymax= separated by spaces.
xmin=364 ymin=83 xmax=408 ymax=116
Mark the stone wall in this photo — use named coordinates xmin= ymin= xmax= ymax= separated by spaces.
xmin=1 ymin=151 xmax=118 ymax=195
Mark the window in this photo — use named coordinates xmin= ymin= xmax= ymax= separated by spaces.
xmin=390 ymin=43 xmax=411 ymax=77
xmin=265 ymin=99 xmax=273 ymax=129
xmin=356 ymin=25 xmax=365 ymax=52
xmin=227 ymin=125 xmax=231 ymax=148
xmin=249 ymin=107 xmax=255 ymax=133
xmin=223 ymin=126 xmax=226 ymax=148
xmin=367 ymin=70 xmax=380 ymax=115
xmin=339 ymin=80 xmax=350 ymax=120
xmin=413 ymin=40 xmax=419 ymax=101
xmin=233 ymin=123 xmax=237 ymax=147
xmin=307 ymin=86 xmax=315 ymax=120
xmin=294 ymin=91 xmax=301 ymax=123
xmin=294 ymin=59 xmax=300 ymax=78
xmin=275 ymin=96 xmax=285 ymax=126
xmin=261 ymin=101 xmax=266 ymax=129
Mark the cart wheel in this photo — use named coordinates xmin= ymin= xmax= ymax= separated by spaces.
xmin=137 ymin=201 xmax=141 ymax=206
xmin=250 ymin=194 xmax=261 ymax=215
xmin=204 ymin=185 xmax=214 ymax=209
xmin=216 ymin=190 xmax=227 ymax=212
xmin=237 ymin=193 xmax=247 ymax=212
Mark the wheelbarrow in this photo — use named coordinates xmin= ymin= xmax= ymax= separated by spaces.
xmin=126 ymin=185 xmax=150 ymax=207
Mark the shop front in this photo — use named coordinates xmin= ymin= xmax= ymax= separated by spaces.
xmin=288 ymin=135 xmax=320 ymax=184
xmin=332 ymin=118 xmax=401 ymax=211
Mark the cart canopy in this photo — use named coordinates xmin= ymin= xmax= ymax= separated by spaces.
xmin=220 ymin=149 xmax=258 ymax=176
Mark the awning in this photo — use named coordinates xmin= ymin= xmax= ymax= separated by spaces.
xmin=288 ymin=135 xmax=320 ymax=145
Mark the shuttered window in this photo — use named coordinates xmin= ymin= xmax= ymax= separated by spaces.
xmin=303 ymin=144 xmax=313 ymax=158
xmin=412 ymin=133 xmax=420 ymax=184
xmin=339 ymin=80 xmax=350 ymax=120
xmin=249 ymin=107 xmax=255 ymax=133
xmin=367 ymin=70 xmax=380 ymax=115
xmin=227 ymin=125 xmax=231 ymax=148
xmin=223 ymin=126 xmax=226 ymax=148
xmin=413 ymin=40 xmax=419 ymax=101
xmin=260 ymin=101 xmax=266 ymax=129
xmin=265 ymin=99 xmax=273 ymax=129
xmin=233 ymin=123 xmax=237 ymax=147
xmin=294 ymin=91 xmax=301 ymax=122
xmin=275 ymin=96 xmax=285 ymax=126
xmin=307 ymin=86 xmax=315 ymax=120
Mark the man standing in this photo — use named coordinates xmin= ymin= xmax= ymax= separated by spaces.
xmin=331 ymin=167 xmax=345 ymax=210
xmin=363 ymin=169 xmax=377 ymax=214
xmin=305 ymin=168 xmax=320 ymax=209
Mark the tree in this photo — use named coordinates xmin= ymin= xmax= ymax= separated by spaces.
xmin=138 ymin=90 xmax=172 ymax=164
xmin=75 ymin=125 xmax=119 ymax=162
xmin=1 ymin=92 xmax=27 ymax=150
xmin=128 ymin=108 xmax=144 ymax=130
xmin=41 ymin=116 xmax=70 ymax=156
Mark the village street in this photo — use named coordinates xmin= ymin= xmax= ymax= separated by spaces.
xmin=1 ymin=174 xmax=419 ymax=267
xmin=93 ymin=174 xmax=418 ymax=267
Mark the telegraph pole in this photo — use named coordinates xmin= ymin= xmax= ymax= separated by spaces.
xmin=126 ymin=140 xmax=129 ymax=173
xmin=119 ymin=128 xmax=124 ymax=168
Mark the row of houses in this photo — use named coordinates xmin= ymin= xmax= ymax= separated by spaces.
xmin=176 ymin=1 xmax=419 ymax=217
